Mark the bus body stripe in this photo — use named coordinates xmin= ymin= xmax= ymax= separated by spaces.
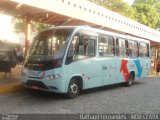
xmin=134 ymin=60 xmax=142 ymax=78
xmin=120 ymin=59 xmax=129 ymax=81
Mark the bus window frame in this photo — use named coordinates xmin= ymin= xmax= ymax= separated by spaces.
xmin=139 ymin=42 xmax=149 ymax=58
xmin=128 ymin=39 xmax=139 ymax=58
xmin=115 ymin=37 xmax=128 ymax=58
xmin=98 ymin=34 xmax=115 ymax=57
xmin=65 ymin=30 xmax=97 ymax=64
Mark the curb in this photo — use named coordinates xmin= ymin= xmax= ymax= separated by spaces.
xmin=0 ymin=83 xmax=26 ymax=94
xmin=148 ymin=75 xmax=160 ymax=77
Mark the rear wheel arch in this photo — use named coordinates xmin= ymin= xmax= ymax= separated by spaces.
xmin=130 ymin=71 xmax=135 ymax=80
xmin=125 ymin=71 xmax=135 ymax=87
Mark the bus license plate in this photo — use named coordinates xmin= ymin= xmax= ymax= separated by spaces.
xmin=31 ymin=85 xmax=39 ymax=90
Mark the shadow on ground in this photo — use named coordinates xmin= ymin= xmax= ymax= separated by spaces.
xmin=22 ymin=81 xmax=145 ymax=100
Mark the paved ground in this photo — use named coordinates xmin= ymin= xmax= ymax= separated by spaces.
xmin=0 ymin=76 xmax=160 ymax=114
xmin=0 ymin=65 xmax=21 ymax=86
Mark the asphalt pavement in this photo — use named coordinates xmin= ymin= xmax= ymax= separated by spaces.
xmin=0 ymin=76 xmax=160 ymax=114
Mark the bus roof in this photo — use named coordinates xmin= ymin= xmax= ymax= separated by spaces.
xmin=45 ymin=26 xmax=150 ymax=44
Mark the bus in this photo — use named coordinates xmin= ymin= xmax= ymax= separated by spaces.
xmin=21 ymin=26 xmax=150 ymax=98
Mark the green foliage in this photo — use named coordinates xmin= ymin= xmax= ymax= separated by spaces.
xmin=134 ymin=0 xmax=158 ymax=5
xmin=31 ymin=21 xmax=51 ymax=33
xmin=12 ymin=18 xmax=25 ymax=33
xmin=12 ymin=18 xmax=51 ymax=34
xmin=89 ymin=0 xmax=160 ymax=30
xmin=133 ymin=4 xmax=159 ymax=28
xmin=89 ymin=0 xmax=136 ymax=19
xmin=133 ymin=0 xmax=160 ymax=29
xmin=104 ymin=0 xmax=136 ymax=19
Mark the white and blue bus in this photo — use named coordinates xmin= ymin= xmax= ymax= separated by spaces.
xmin=22 ymin=26 xmax=150 ymax=98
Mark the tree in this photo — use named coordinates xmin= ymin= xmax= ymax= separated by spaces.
xmin=12 ymin=18 xmax=25 ymax=34
xmin=89 ymin=0 xmax=160 ymax=29
xmin=133 ymin=4 xmax=158 ymax=28
xmin=89 ymin=0 xmax=136 ymax=20
xmin=133 ymin=0 xmax=160 ymax=29
xmin=31 ymin=21 xmax=51 ymax=33
xmin=12 ymin=18 xmax=51 ymax=34
xmin=156 ymin=3 xmax=160 ymax=30
xmin=134 ymin=0 xmax=158 ymax=5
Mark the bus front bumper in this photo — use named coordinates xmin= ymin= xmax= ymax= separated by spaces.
xmin=21 ymin=75 xmax=67 ymax=93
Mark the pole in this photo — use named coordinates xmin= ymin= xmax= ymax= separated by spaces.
xmin=24 ymin=15 xmax=31 ymax=57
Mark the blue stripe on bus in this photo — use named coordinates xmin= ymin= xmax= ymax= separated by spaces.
xmin=134 ymin=60 xmax=142 ymax=78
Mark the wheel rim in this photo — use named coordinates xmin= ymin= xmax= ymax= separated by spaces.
xmin=128 ymin=75 xmax=133 ymax=85
xmin=70 ymin=83 xmax=78 ymax=94
xmin=128 ymin=79 xmax=132 ymax=85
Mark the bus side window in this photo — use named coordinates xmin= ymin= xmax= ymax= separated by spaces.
xmin=125 ymin=40 xmax=129 ymax=56
xmin=116 ymin=38 xmax=119 ymax=56
xmin=76 ymin=36 xmax=96 ymax=57
xmin=139 ymin=43 xmax=143 ymax=57
xmin=99 ymin=35 xmax=114 ymax=56
xmin=139 ymin=42 xmax=148 ymax=57
xmin=66 ymin=32 xmax=96 ymax=64
xmin=66 ymin=35 xmax=79 ymax=64
xmin=128 ymin=40 xmax=137 ymax=58
xmin=147 ymin=44 xmax=150 ymax=57
xmin=128 ymin=41 xmax=132 ymax=57
xmin=116 ymin=38 xmax=128 ymax=57
xmin=135 ymin=42 xmax=139 ymax=57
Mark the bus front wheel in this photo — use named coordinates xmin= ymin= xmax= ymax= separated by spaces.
xmin=67 ymin=79 xmax=80 ymax=98
xmin=125 ymin=73 xmax=134 ymax=87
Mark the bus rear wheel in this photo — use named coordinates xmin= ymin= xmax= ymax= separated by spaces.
xmin=67 ymin=79 xmax=80 ymax=98
xmin=125 ymin=73 xmax=134 ymax=87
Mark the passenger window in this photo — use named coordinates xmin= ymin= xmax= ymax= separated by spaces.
xmin=139 ymin=43 xmax=149 ymax=57
xmin=74 ymin=36 xmax=96 ymax=57
xmin=66 ymin=32 xmax=96 ymax=64
xmin=116 ymin=38 xmax=128 ymax=57
xmin=99 ymin=35 xmax=114 ymax=56
xmin=128 ymin=40 xmax=138 ymax=58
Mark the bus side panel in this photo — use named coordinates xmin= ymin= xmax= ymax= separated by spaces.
xmin=116 ymin=58 xmax=139 ymax=83
xmin=127 ymin=58 xmax=138 ymax=79
xmin=116 ymin=57 xmax=150 ymax=82
xmin=115 ymin=58 xmax=128 ymax=83
xmin=138 ymin=57 xmax=150 ymax=78
xmin=63 ymin=57 xmax=103 ymax=91
xmin=100 ymin=57 xmax=116 ymax=85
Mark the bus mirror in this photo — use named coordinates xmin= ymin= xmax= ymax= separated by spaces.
xmin=66 ymin=47 xmax=74 ymax=65
xmin=66 ymin=55 xmax=73 ymax=65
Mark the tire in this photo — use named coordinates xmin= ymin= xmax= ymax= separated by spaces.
xmin=67 ymin=79 xmax=80 ymax=98
xmin=125 ymin=73 xmax=134 ymax=87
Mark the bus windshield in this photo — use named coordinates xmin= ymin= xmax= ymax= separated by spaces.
xmin=28 ymin=29 xmax=73 ymax=61
xmin=24 ymin=28 xmax=73 ymax=70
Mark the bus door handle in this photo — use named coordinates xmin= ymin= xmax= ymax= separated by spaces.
xmin=102 ymin=65 xmax=107 ymax=70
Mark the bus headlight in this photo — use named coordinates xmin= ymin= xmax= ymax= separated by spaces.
xmin=45 ymin=74 xmax=63 ymax=80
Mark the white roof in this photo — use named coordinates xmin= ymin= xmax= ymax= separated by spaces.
xmin=1 ymin=0 xmax=160 ymax=43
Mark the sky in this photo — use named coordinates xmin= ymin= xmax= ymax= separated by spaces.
xmin=124 ymin=0 xmax=134 ymax=5
xmin=0 ymin=14 xmax=18 ymax=43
